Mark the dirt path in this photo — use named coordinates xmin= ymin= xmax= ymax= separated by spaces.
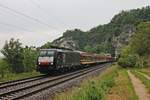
xmin=127 ymin=70 xmax=150 ymax=100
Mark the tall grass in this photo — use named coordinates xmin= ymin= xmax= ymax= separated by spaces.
xmin=0 ymin=58 xmax=41 ymax=83
xmin=137 ymin=68 xmax=150 ymax=76
xmin=56 ymin=66 xmax=118 ymax=100
xmin=0 ymin=70 xmax=41 ymax=83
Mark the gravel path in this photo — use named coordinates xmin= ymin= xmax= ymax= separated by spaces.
xmin=127 ymin=70 xmax=150 ymax=100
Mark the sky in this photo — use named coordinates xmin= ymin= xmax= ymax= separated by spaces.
xmin=0 ymin=0 xmax=150 ymax=56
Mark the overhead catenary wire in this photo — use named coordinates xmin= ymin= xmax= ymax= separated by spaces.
xmin=0 ymin=11 xmax=43 ymax=33
xmin=0 ymin=21 xmax=33 ymax=32
xmin=0 ymin=3 xmax=58 ymax=30
xmin=29 ymin=0 xmax=65 ymax=26
xmin=0 ymin=10 xmax=39 ymax=31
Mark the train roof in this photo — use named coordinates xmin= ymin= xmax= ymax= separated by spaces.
xmin=40 ymin=49 xmax=75 ymax=53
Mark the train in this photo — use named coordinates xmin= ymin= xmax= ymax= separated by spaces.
xmin=36 ymin=48 xmax=115 ymax=74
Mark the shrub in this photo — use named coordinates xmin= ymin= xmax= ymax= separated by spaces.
xmin=118 ymin=54 xmax=138 ymax=67
xmin=0 ymin=59 xmax=9 ymax=78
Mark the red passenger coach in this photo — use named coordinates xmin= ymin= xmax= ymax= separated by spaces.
xmin=80 ymin=52 xmax=95 ymax=65
xmin=79 ymin=51 xmax=111 ymax=65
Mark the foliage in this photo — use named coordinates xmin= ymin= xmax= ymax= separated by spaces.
xmin=1 ymin=38 xmax=38 ymax=73
xmin=130 ymin=22 xmax=150 ymax=67
xmin=84 ymin=45 xmax=95 ymax=53
xmin=1 ymin=38 xmax=24 ymax=73
xmin=118 ymin=21 xmax=150 ymax=68
xmin=138 ymin=68 xmax=150 ymax=77
xmin=22 ymin=46 xmax=38 ymax=72
xmin=72 ymin=72 xmax=116 ymax=100
xmin=118 ymin=54 xmax=139 ymax=68
xmin=0 ymin=59 xmax=9 ymax=78
xmin=118 ymin=46 xmax=137 ymax=67
xmin=131 ymin=22 xmax=150 ymax=56
xmin=63 ymin=29 xmax=88 ymax=50
xmin=40 ymin=42 xmax=53 ymax=49
xmin=84 ymin=43 xmax=114 ymax=54
xmin=0 ymin=70 xmax=41 ymax=83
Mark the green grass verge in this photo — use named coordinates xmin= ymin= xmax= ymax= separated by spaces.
xmin=56 ymin=66 xmax=118 ymax=100
xmin=131 ymin=70 xmax=150 ymax=93
xmin=0 ymin=70 xmax=42 ymax=83
xmin=138 ymin=69 xmax=150 ymax=76
xmin=107 ymin=68 xmax=138 ymax=100
xmin=0 ymin=58 xmax=42 ymax=83
xmin=56 ymin=66 xmax=138 ymax=100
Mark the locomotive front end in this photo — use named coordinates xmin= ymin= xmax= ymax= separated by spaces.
xmin=37 ymin=49 xmax=55 ymax=73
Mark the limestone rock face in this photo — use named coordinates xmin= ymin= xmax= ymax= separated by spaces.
xmin=112 ymin=24 xmax=136 ymax=55
xmin=52 ymin=37 xmax=78 ymax=50
xmin=53 ymin=24 xmax=136 ymax=55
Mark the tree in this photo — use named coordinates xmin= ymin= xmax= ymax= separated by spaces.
xmin=130 ymin=22 xmax=150 ymax=67
xmin=118 ymin=46 xmax=139 ymax=67
xmin=1 ymin=38 xmax=24 ymax=73
xmin=22 ymin=46 xmax=38 ymax=72
xmin=41 ymin=42 xmax=53 ymax=49
xmin=84 ymin=45 xmax=96 ymax=53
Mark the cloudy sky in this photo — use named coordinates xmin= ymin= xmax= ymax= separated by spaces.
xmin=0 ymin=0 xmax=150 ymax=52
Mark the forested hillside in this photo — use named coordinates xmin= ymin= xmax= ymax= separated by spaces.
xmin=52 ymin=6 xmax=150 ymax=56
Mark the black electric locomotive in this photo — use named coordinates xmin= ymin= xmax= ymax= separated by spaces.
xmin=37 ymin=49 xmax=81 ymax=73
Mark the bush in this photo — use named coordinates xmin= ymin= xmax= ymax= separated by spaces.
xmin=118 ymin=54 xmax=138 ymax=67
xmin=0 ymin=59 xmax=9 ymax=78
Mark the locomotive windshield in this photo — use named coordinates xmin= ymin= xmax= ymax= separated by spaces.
xmin=47 ymin=51 xmax=54 ymax=56
xmin=39 ymin=50 xmax=54 ymax=57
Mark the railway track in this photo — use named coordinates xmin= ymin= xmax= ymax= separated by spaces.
xmin=0 ymin=75 xmax=47 ymax=89
xmin=0 ymin=63 xmax=110 ymax=100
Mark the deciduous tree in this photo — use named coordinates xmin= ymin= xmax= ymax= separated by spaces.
xmin=1 ymin=38 xmax=24 ymax=73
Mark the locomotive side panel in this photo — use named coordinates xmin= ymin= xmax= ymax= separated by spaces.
xmin=37 ymin=49 xmax=81 ymax=73
xmin=62 ymin=52 xmax=80 ymax=68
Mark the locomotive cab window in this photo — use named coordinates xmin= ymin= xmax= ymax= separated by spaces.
xmin=39 ymin=50 xmax=54 ymax=57
xmin=47 ymin=51 xmax=54 ymax=57
xmin=39 ymin=50 xmax=47 ymax=56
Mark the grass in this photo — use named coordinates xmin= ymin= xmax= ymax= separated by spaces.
xmin=107 ymin=68 xmax=138 ymax=100
xmin=56 ymin=65 xmax=138 ymax=100
xmin=56 ymin=65 xmax=139 ymax=100
xmin=137 ymin=67 xmax=150 ymax=76
xmin=131 ymin=70 xmax=150 ymax=93
xmin=56 ymin=65 xmax=118 ymax=100
xmin=0 ymin=58 xmax=42 ymax=83
xmin=0 ymin=70 xmax=42 ymax=83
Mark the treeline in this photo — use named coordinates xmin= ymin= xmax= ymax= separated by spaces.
xmin=52 ymin=6 xmax=150 ymax=55
xmin=118 ymin=22 xmax=150 ymax=68
xmin=0 ymin=38 xmax=38 ymax=77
